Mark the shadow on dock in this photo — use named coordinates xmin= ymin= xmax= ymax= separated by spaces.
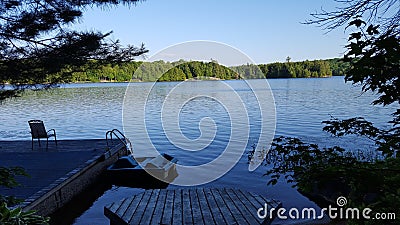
xmin=0 ymin=139 xmax=130 ymax=217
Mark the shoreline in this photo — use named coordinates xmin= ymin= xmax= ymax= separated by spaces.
xmin=0 ymin=75 xmax=344 ymax=87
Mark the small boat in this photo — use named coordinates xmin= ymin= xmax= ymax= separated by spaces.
xmin=106 ymin=153 xmax=178 ymax=188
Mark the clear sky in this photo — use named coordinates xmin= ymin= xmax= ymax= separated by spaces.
xmin=74 ymin=0 xmax=348 ymax=64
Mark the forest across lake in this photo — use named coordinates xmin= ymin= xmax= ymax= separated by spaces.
xmin=51 ymin=58 xmax=350 ymax=83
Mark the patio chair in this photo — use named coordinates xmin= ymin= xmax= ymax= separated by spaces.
xmin=28 ymin=120 xmax=57 ymax=149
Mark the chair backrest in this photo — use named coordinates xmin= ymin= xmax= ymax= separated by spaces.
xmin=28 ymin=120 xmax=48 ymax=138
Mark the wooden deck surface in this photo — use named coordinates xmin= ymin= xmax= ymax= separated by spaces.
xmin=0 ymin=139 xmax=108 ymax=200
xmin=104 ymin=188 xmax=281 ymax=225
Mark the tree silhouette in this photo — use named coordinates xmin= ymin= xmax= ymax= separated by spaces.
xmin=264 ymin=1 xmax=400 ymax=224
xmin=305 ymin=0 xmax=399 ymax=32
xmin=0 ymin=0 xmax=148 ymax=100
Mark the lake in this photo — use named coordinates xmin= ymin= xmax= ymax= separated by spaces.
xmin=0 ymin=76 xmax=394 ymax=224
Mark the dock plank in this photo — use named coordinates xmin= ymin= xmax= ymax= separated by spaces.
xmin=160 ymin=190 xmax=175 ymax=225
xmin=204 ymin=188 xmax=225 ymax=225
xmin=149 ymin=189 xmax=167 ymax=225
xmin=172 ymin=189 xmax=183 ymax=225
xmin=189 ymin=189 xmax=204 ymax=225
xmin=196 ymin=188 xmax=216 ymax=225
xmin=121 ymin=193 xmax=143 ymax=222
xmin=218 ymin=188 xmax=249 ymax=225
xmin=210 ymin=188 xmax=237 ymax=225
xmin=104 ymin=199 xmax=127 ymax=225
xmin=225 ymin=188 xmax=260 ymax=225
xmin=182 ymin=188 xmax=193 ymax=225
xmin=106 ymin=201 xmax=119 ymax=215
xmin=115 ymin=197 xmax=131 ymax=218
xmin=139 ymin=189 xmax=160 ymax=225
xmin=234 ymin=189 xmax=265 ymax=224
xmin=128 ymin=190 xmax=153 ymax=224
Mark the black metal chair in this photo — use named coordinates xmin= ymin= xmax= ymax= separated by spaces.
xmin=28 ymin=120 xmax=57 ymax=149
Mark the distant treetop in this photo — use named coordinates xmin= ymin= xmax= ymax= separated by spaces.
xmin=0 ymin=0 xmax=148 ymax=100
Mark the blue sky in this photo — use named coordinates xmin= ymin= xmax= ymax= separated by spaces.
xmin=75 ymin=0 xmax=348 ymax=64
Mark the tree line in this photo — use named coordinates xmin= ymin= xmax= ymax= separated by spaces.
xmin=62 ymin=58 xmax=350 ymax=83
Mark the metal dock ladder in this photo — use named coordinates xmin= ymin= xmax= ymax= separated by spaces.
xmin=104 ymin=129 xmax=133 ymax=158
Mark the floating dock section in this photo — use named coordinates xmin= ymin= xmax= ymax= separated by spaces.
xmin=104 ymin=188 xmax=282 ymax=225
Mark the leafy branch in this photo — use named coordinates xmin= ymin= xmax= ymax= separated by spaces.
xmin=262 ymin=15 xmax=400 ymax=224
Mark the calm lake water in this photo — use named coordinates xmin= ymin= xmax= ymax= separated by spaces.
xmin=0 ymin=76 xmax=394 ymax=224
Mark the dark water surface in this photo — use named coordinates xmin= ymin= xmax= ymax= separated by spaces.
xmin=0 ymin=77 xmax=394 ymax=224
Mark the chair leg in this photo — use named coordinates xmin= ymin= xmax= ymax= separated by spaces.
xmin=32 ymin=138 xmax=34 ymax=150
xmin=46 ymin=138 xmax=49 ymax=149
xmin=38 ymin=138 xmax=41 ymax=147
xmin=55 ymin=135 xmax=57 ymax=146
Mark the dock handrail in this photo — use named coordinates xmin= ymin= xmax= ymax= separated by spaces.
xmin=106 ymin=129 xmax=133 ymax=154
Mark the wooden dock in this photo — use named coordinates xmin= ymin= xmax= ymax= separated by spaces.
xmin=104 ymin=188 xmax=281 ymax=225
xmin=0 ymin=139 xmax=128 ymax=216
